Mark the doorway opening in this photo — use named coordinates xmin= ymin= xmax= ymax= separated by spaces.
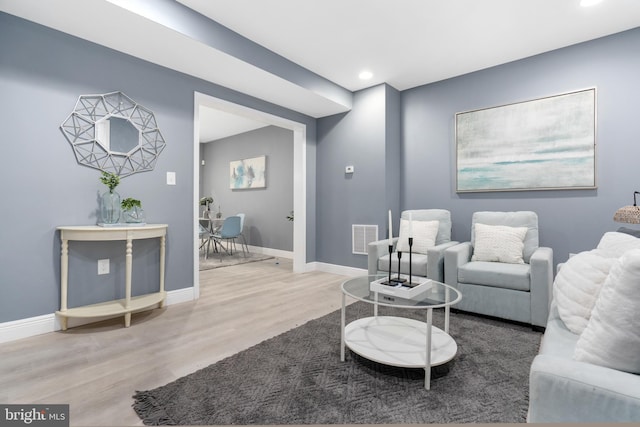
xmin=192 ymin=92 xmax=307 ymax=298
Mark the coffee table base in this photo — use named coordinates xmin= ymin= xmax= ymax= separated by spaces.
xmin=344 ymin=316 xmax=457 ymax=389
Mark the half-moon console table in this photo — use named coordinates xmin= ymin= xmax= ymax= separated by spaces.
xmin=56 ymin=224 xmax=168 ymax=330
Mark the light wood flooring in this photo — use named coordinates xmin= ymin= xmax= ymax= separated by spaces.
xmin=0 ymin=258 xmax=350 ymax=426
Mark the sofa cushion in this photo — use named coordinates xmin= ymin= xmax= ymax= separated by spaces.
xmin=471 ymin=223 xmax=528 ymax=264
xmin=396 ymin=219 xmax=439 ymax=254
xmin=596 ymin=231 xmax=640 ymax=257
xmin=379 ymin=252 xmax=428 ymax=277
xmin=457 ymin=261 xmax=531 ymax=291
xmin=402 ymin=209 xmax=451 ymax=245
xmin=574 ymin=248 xmax=640 ymax=374
xmin=553 ymin=249 xmax=616 ymax=334
xmin=471 ymin=211 xmax=539 ymax=263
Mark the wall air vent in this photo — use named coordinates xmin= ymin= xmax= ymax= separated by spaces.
xmin=352 ymin=224 xmax=378 ymax=255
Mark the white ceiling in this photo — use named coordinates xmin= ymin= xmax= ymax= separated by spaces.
xmin=2 ymin=0 xmax=640 ymax=140
xmin=200 ymin=107 xmax=269 ymax=143
xmin=179 ymin=0 xmax=640 ymax=91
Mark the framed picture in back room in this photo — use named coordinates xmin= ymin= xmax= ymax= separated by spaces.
xmin=230 ymin=155 xmax=266 ymax=189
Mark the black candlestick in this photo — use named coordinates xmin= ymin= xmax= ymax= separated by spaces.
xmin=409 ymin=237 xmax=413 ymax=286
xmin=395 ymin=251 xmax=406 ymax=283
xmin=387 ymin=244 xmax=393 ymax=284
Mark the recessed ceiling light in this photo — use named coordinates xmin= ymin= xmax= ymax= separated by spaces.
xmin=359 ymin=70 xmax=373 ymax=80
xmin=580 ymin=0 xmax=604 ymax=7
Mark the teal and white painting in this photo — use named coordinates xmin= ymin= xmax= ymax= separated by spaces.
xmin=230 ymin=155 xmax=266 ymax=189
xmin=455 ymin=88 xmax=596 ymax=192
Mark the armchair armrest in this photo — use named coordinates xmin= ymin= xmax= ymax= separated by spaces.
xmin=529 ymin=354 xmax=640 ymax=422
xmin=426 ymin=241 xmax=459 ymax=282
xmin=444 ymin=242 xmax=472 ymax=286
xmin=367 ymin=237 xmax=398 ymax=275
xmin=530 ymin=246 xmax=553 ymax=327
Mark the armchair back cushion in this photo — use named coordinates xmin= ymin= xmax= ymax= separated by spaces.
xmin=401 ymin=209 xmax=451 ymax=245
xmin=471 ymin=211 xmax=539 ymax=263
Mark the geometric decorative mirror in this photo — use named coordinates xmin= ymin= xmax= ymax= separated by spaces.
xmin=60 ymin=91 xmax=166 ymax=177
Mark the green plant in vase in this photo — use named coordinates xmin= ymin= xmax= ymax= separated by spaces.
xmin=200 ymin=196 xmax=213 ymax=217
xmin=99 ymin=171 xmax=121 ymax=224
xmin=121 ymin=197 xmax=146 ymax=224
xmin=100 ymin=171 xmax=120 ymax=193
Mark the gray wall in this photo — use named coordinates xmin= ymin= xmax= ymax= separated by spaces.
xmin=400 ymin=27 xmax=640 ymax=264
xmin=0 ymin=13 xmax=316 ymax=323
xmin=316 ymin=84 xmax=401 ymax=268
xmin=314 ymin=27 xmax=640 ymax=270
xmin=201 ymin=126 xmax=294 ymax=251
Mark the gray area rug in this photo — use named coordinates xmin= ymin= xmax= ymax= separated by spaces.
xmin=199 ymin=251 xmax=274 ymax=271
xmin=132 ymin=302 xmax=542 ymax=425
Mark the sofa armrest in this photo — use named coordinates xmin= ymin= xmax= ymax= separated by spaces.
xmin=367 ymin=237 xmax=398 ymax=275
xmin=444 ymin=242 xmax=472 ymax=286
xmin=426 ymin=241 xmax=459 ymax=282
xmin=529 ymin=354 xmax=640 ymax=422
xmin=530 ymin=246 xmax=553 ymax=327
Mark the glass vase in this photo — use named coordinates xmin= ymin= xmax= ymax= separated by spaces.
xmin=100 ymin=190 xmax=121 ymax=224
xmin=123 ymin=206 xmax=146 ymax=224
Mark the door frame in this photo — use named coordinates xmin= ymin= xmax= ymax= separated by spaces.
xmin=192 ymin=92 xmax=307 ymax=298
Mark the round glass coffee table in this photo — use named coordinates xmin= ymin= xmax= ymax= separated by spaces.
xmin=340 ymin=275 xmax=462 ymax=390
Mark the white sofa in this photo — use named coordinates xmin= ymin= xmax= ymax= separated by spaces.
xmin=528 ymin=229 xmax=640 ymax=422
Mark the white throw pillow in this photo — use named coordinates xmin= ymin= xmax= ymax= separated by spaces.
xmin=574 ymin=248 xmax=640 ymax=374
xmin=553 ymin=249 xmax=617 ymax=334
xmin=396 ymin=219 xmax=439 ymax=254
xmin=471 ymin=223 xmax=528 ymax=264
xmin=596 ymin=231 xmax=640 ymax=258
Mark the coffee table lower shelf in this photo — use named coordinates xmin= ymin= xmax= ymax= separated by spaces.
xmin=344 ymin=316 xmax=457 ymax=381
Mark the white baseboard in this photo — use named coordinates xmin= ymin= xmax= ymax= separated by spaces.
xmin=308 ymin=261 xmax=366 ymax=277
xmin=0 ymin=287 xmax=197 ymax=344
xmin=247 ymin=245 xmax=293 ymax=259
xmin=0 ymin=313 xmax=56 ymax=344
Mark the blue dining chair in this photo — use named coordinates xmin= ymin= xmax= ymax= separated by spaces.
xmin=212 ymin=216 xmax=245 ymax=257
xmin=236 ymin=213 xmax=250 ymax=254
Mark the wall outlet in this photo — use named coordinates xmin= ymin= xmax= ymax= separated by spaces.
xmin=98 ymin=259 xmax=109 ymax=275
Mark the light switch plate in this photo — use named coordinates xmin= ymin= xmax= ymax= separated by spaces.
xmin=166 ymin=171 xmax=176 ymax=185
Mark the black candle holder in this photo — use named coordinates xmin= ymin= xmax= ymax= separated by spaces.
xmin=395 ymin=251 xmax=406 ymax=283
xmin=387 ymin=244 xmax=393 ymax=285
xmin=409 ymin=237 xmax=413 ymax=286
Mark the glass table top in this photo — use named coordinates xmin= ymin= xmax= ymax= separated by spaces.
xmin=341 ymin=274 xmax=462 ymax=309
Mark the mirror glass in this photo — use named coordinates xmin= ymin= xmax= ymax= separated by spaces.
xmin=60 ymin=91 xmax=166 ymax=177
xmin=95 ymin=117 xmax=140 ymax=154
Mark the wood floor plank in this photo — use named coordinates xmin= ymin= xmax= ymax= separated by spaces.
xmin=0 ymin=258 xmax=351 ymax=426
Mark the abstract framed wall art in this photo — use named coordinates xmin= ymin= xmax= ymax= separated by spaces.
xmin=230 ymin=155 xmax=266 ymax=189
xmin=455 ymin=88 xmax=596 ymax=192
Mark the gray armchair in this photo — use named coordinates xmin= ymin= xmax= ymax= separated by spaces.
xmin=367 ymin=209 xmax=457 ymax=282
xmin=444 ymin=211 xmax=553 ymax=328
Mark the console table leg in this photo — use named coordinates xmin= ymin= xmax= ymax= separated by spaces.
xmin=61 ymin=317 xmax=68 ymax=331
xmin=159 ymin=234 xmax=166 ymax=308
xmin=125 ymin=312 xmax=131 ymax=328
